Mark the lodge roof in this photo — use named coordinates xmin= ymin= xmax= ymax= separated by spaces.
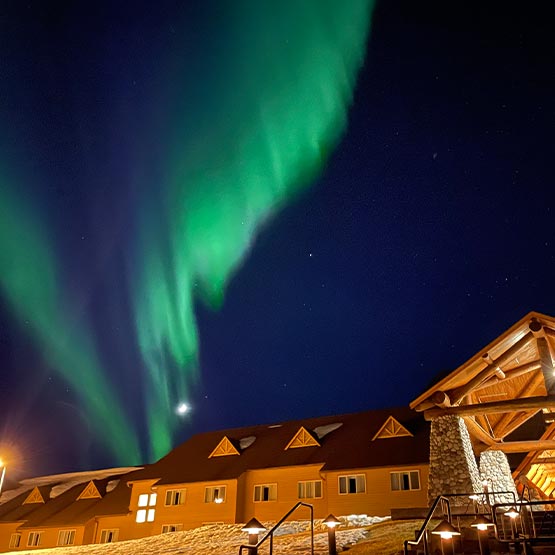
xmin=130 ymin=406 xmax=429 ymax=485
xmin=17 ymin=477 xmax=136 ymax=528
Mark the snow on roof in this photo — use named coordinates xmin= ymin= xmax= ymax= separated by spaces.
xmin=239 ymin=436 xmax=256 ymax=450
xmin=313 ymin=422 xmax=343 ymax=439
xmin=0 ymin=467 xmax=139 ymax=504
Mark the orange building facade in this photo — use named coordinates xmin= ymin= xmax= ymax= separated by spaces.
xmin=0 ymin=407 xmax=429 ymax=551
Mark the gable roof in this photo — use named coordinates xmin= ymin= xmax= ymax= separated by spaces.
xmin=372 ymin=416 xmax=413 ymax=440
xmin=76 ymin=481 xmax=102 ymax=500
xmin=411 ymin=311 xmax=555 ymax=412
xmin=22 ymin=487 xmax=46 ymax=505
xmin=209 ymin=436 xmax=240 ymax=457
xmin=130 ymin=407 xmax=429 ymax=485
xmin=17 ymin=472 xmax=140 ymax=529
xmin=285 ymin=426 xmax=320 ymax=449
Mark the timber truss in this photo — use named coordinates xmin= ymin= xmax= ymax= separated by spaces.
xmin=411 ymin=311 xmax=555 ymax=498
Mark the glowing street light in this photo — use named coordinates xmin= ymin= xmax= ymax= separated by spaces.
xmin=242 ymin=518 xmax=266 ymax=555
xmin=471 ymin=515 xmax=494 ymax=555
xmin=432 ymin=520 xmax=460 ymax=555
xmin=323 ymin=514 xmax=341 ymax=555
xmin=0 ymin=458 xmax=6 ymax=498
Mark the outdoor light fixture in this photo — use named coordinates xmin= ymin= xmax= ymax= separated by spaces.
xmin=471 ymin=515 xmax=494 ymax=532
xmin=504 ymin=507 xmax=519 ymax=519
xmin=471 ymin=515 xmax=494 ymax=555
xmin=432 ymin=521 xmax=460 ymax=555
xmin=242 ymin=518 xmax=267 ymax=555
xmin=432 ymin=520 xmax=461 ymax=540
xmin=323 ymin=515 xmax=341 ymax=555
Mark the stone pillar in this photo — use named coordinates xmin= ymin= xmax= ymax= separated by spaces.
xmin=479 ymin=450 xmax=517 ymax=505
xmin=428 ymin=415 xmax=482 ymax=504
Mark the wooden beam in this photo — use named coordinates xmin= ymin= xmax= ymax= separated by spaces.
xmin=494 ymin=373 xmax=545 ymax=437
xmin=424 ymin=394 xmax=555 ymax=420
xmin=496 ymin=410 xmax=542 ymax=439
xmin=486 ymin=440 xmax=555 ymax=453
xmin=544 ymin=326 xmax=555 ymax=339
xmin=534 ymin=457 xmax=555 ymax=465
xmin=463 ymin=416 xmax=499 ymax=445
xmin=537 ymin=337 xmax=555 ymax=395
xmin=473 ymin=360 xmax=541 ymax=392
xmin=440 ymin=332 xmax=535 ymax=406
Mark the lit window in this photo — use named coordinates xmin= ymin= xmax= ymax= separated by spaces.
xmin=138 ymin=493 xmax=157 ymax=507
xmin=136 ymin=492 xmax=157 ymax=522
xmin=390 ymin=470 xmax=420 ymax=491
xmin=9 ymin=534 xmax=21 ymax=548
xmin=162 ymin=524 xmax=183 ymax=533
xmin=298 ymin=480 xmax=322 ymax=499
xmin=99 ymin=529 xmax=119 ymax=543
xmin=338 ymin=474 xmax=366 ymax=494
xmin=57 ymin=530 xmax=76 ymax=546
xmin=254 ymin=484 xmax=277 ymax=502
xmin=204 ymin=485 xmax=226 ymax=503
xmin=165 ymin=489 xmax=186 ymax=506
xmin=27 ymin=532 xmax=43 ymax=547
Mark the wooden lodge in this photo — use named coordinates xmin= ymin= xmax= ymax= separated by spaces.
xmin=4 ymin=310 xmax=555 ymax=551
xmin=0 ymin=408 xmax=429 ymax=551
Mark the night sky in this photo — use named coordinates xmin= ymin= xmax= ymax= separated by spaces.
xmin=0 ymin=1 xmax=553 ymax=479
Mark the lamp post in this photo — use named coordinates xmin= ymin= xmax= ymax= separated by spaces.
xmin=0 ymin=459 xmax=6 ymax=498
xmin=242 ymin=518 xmax=266 ymax=555
xmin=504 ymin=507 xmax=519 ymax=541
xmin=323 ymin=514 xmax=341 ymax=555
xmin=471 ymin=515 xmax=494 ymax=555
xmin=431 ymin=520 xmax=461 ymax=555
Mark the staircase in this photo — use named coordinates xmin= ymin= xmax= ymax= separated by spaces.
xmin=404 ymin=494 xmax=555 ymax=555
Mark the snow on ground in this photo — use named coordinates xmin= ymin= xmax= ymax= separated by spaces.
xmin=8 ymin=516 xmax=388 ymax=555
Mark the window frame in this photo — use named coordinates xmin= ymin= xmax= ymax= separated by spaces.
xmin=9 ymin=533 xmax=21 ymax=548
xmin=161 ymin=524 xmax=183 ymax=533
xmin=390 ymin=470 xmax=421 ymax=492
xmin=27 ymin=531 xmax=43 ymax=547
xmin=204 ymin=485 xmax=227 ymax=504
xmin=253 ymin=483 xmax=278 ymax=502
xmin=57 ymin=529 xmax=76 ymax=546
xmin=164 ymin=488 xmax=186 ymax=506
xmin=338 ymin=474 xmax=366 ymax=495
xmin=297 ymin=480 xmax=323 ymax=499
xmin=99 ymin=529 xmax=119 ymax=543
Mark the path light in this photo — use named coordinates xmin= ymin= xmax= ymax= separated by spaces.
xmin=504 ymin=507 xmax=519 ymax=519
xmin=242 ymin=518 xmax=266 ymax=555
xmin=471 ymin=515 xmax=494 ymax=555
xmin=432 ymin=520 xmax=460 ymax=555
xmin=323 ymin=514 xmax=341 ymax=555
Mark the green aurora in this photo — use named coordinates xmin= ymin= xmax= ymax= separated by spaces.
xmin=0 ymin=183 xmax=141 ymax=465
xmin=0 ymin=0 xmax=374 ymax=465
xmin=133 ymin=0 xmax=375 ymax=460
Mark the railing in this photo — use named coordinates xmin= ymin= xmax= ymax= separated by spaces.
xmin=403 ymin=490 xmax=517 ymax=555
xmin=404 ymin=495 xmax=451 ymax=555
xmin=491 ymin=499 xmax=555 ymax=545
xmin=238 ymin=502 xmax=314 ymax=555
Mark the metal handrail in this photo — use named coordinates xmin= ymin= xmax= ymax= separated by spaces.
xmin=403 ymin=490 xmax=517 ymax=555
xmin=404 ymin=495 xmax=451 ymax=555
xmin=238 ymin=501 xmax=314 ymax=555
